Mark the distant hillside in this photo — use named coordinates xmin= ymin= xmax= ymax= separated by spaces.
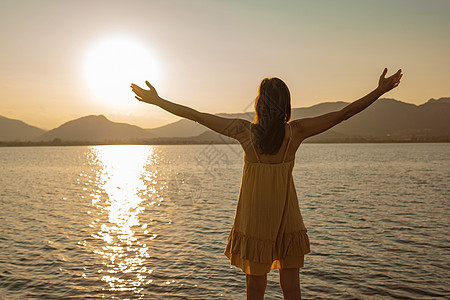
xmin=0 ymin=116 xmax=46 ymax=141
xmin=144 ymin=97 xmax=450 ymax=142
xmin=1 ymin=97 xmax=449 ymax=144
xmin=322 ymin=98 xmax=450 ymax=139
xmin=38 ymin=115 xmax=153 ymax=142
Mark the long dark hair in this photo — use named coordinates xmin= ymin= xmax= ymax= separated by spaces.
xmin=252 ymin=77 xmax=291 ymax=155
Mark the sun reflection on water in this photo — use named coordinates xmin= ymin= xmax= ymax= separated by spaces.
xmin=86 ymin=145 xmax=160 ymax=295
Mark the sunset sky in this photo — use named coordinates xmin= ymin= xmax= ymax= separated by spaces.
xmin=1 ymin=0 xmax=449 ymax=130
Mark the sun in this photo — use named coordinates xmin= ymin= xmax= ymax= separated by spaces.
xmin=83 ymin=36 xmax=160 ymax=107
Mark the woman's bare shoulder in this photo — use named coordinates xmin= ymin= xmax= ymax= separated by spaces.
xmin=288 ymin=120 xmax=307 ymax=141
xmin=288 ymin=119 xmax=302 ymax=133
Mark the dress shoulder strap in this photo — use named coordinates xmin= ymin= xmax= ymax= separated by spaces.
xmin=249 ymin=123 xmax=260 ymax=163
xmin=282 ymin=123 xmax=292 ymax=163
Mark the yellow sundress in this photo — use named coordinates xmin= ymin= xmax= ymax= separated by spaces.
xmin=224 ymin=122 xmax=310 ymax=275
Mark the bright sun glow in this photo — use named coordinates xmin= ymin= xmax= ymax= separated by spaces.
xmin=83 ymin=36 xmax=160 ymax=107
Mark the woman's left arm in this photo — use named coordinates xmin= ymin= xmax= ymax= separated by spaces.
xmin=292 ymin=68 xmax=402 ymax=139
xmin=131 ymin=81 xmax=245 ymax=139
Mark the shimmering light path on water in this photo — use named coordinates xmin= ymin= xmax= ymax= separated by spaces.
xmin=0 ymin=143 xmax=449 ymax=299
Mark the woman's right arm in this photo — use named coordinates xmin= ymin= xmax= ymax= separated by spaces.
xmin=131 ymin=81 xmax=248 ymax=140
xmin=293 ymin=68 xmax=402 ymax=139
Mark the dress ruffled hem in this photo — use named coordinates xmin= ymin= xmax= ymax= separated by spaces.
xmin=225 ymin=252 xmax=305 ymax=275
xmin=224 ymin=228 xmax=310 ymax=265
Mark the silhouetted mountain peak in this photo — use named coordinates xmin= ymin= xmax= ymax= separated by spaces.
xmin=424 ymin=97 xmax=450 ymax=104
xmin=88 ymin=114 xmax=107 ymax=119
xmin=69 ymin=114 xmax=108 ymax=122
xmin=0 ymin=115 xmax=46 ymax=141
xmin=37 ymin=114 xmax=151 ymax=142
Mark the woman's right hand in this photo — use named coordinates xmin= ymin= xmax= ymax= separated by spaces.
xmin=378 ymin=68 xmax=403 ymax=93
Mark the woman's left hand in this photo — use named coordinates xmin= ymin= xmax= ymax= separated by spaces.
xmin=377 ymin=68 xmax=403 ymax=93
xmin=131 ymin=81 xmax=160 ymax=105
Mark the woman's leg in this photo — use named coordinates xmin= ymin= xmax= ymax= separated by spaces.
xmin=246 ymin=273 xmax=267 ymax=300
xmin=279 ymin=268 xmax=301 ymax=299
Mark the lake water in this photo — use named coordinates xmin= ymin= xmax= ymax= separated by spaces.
xmin=0 ymin=143 xmax=449 ymax=299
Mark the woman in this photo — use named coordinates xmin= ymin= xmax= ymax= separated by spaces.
xmin=131 ymin=68 xmax=402 ymax=299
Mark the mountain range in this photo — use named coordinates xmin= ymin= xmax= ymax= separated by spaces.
xmin=1 ymin=97 xmax=449 ymax=144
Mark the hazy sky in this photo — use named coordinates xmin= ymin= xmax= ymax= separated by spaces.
xmin=1 ymin=0 xmax=449 ymax=129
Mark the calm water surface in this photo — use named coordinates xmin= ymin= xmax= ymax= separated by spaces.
xmin=0 ymin=143 xmax=449 ymax=299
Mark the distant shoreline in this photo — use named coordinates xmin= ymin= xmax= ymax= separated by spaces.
xmin=1 ymin=139 xmax=449 ymax=147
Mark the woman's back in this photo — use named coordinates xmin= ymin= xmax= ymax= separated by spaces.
xmin=244 ymin=121 xmax=301 ymax=164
